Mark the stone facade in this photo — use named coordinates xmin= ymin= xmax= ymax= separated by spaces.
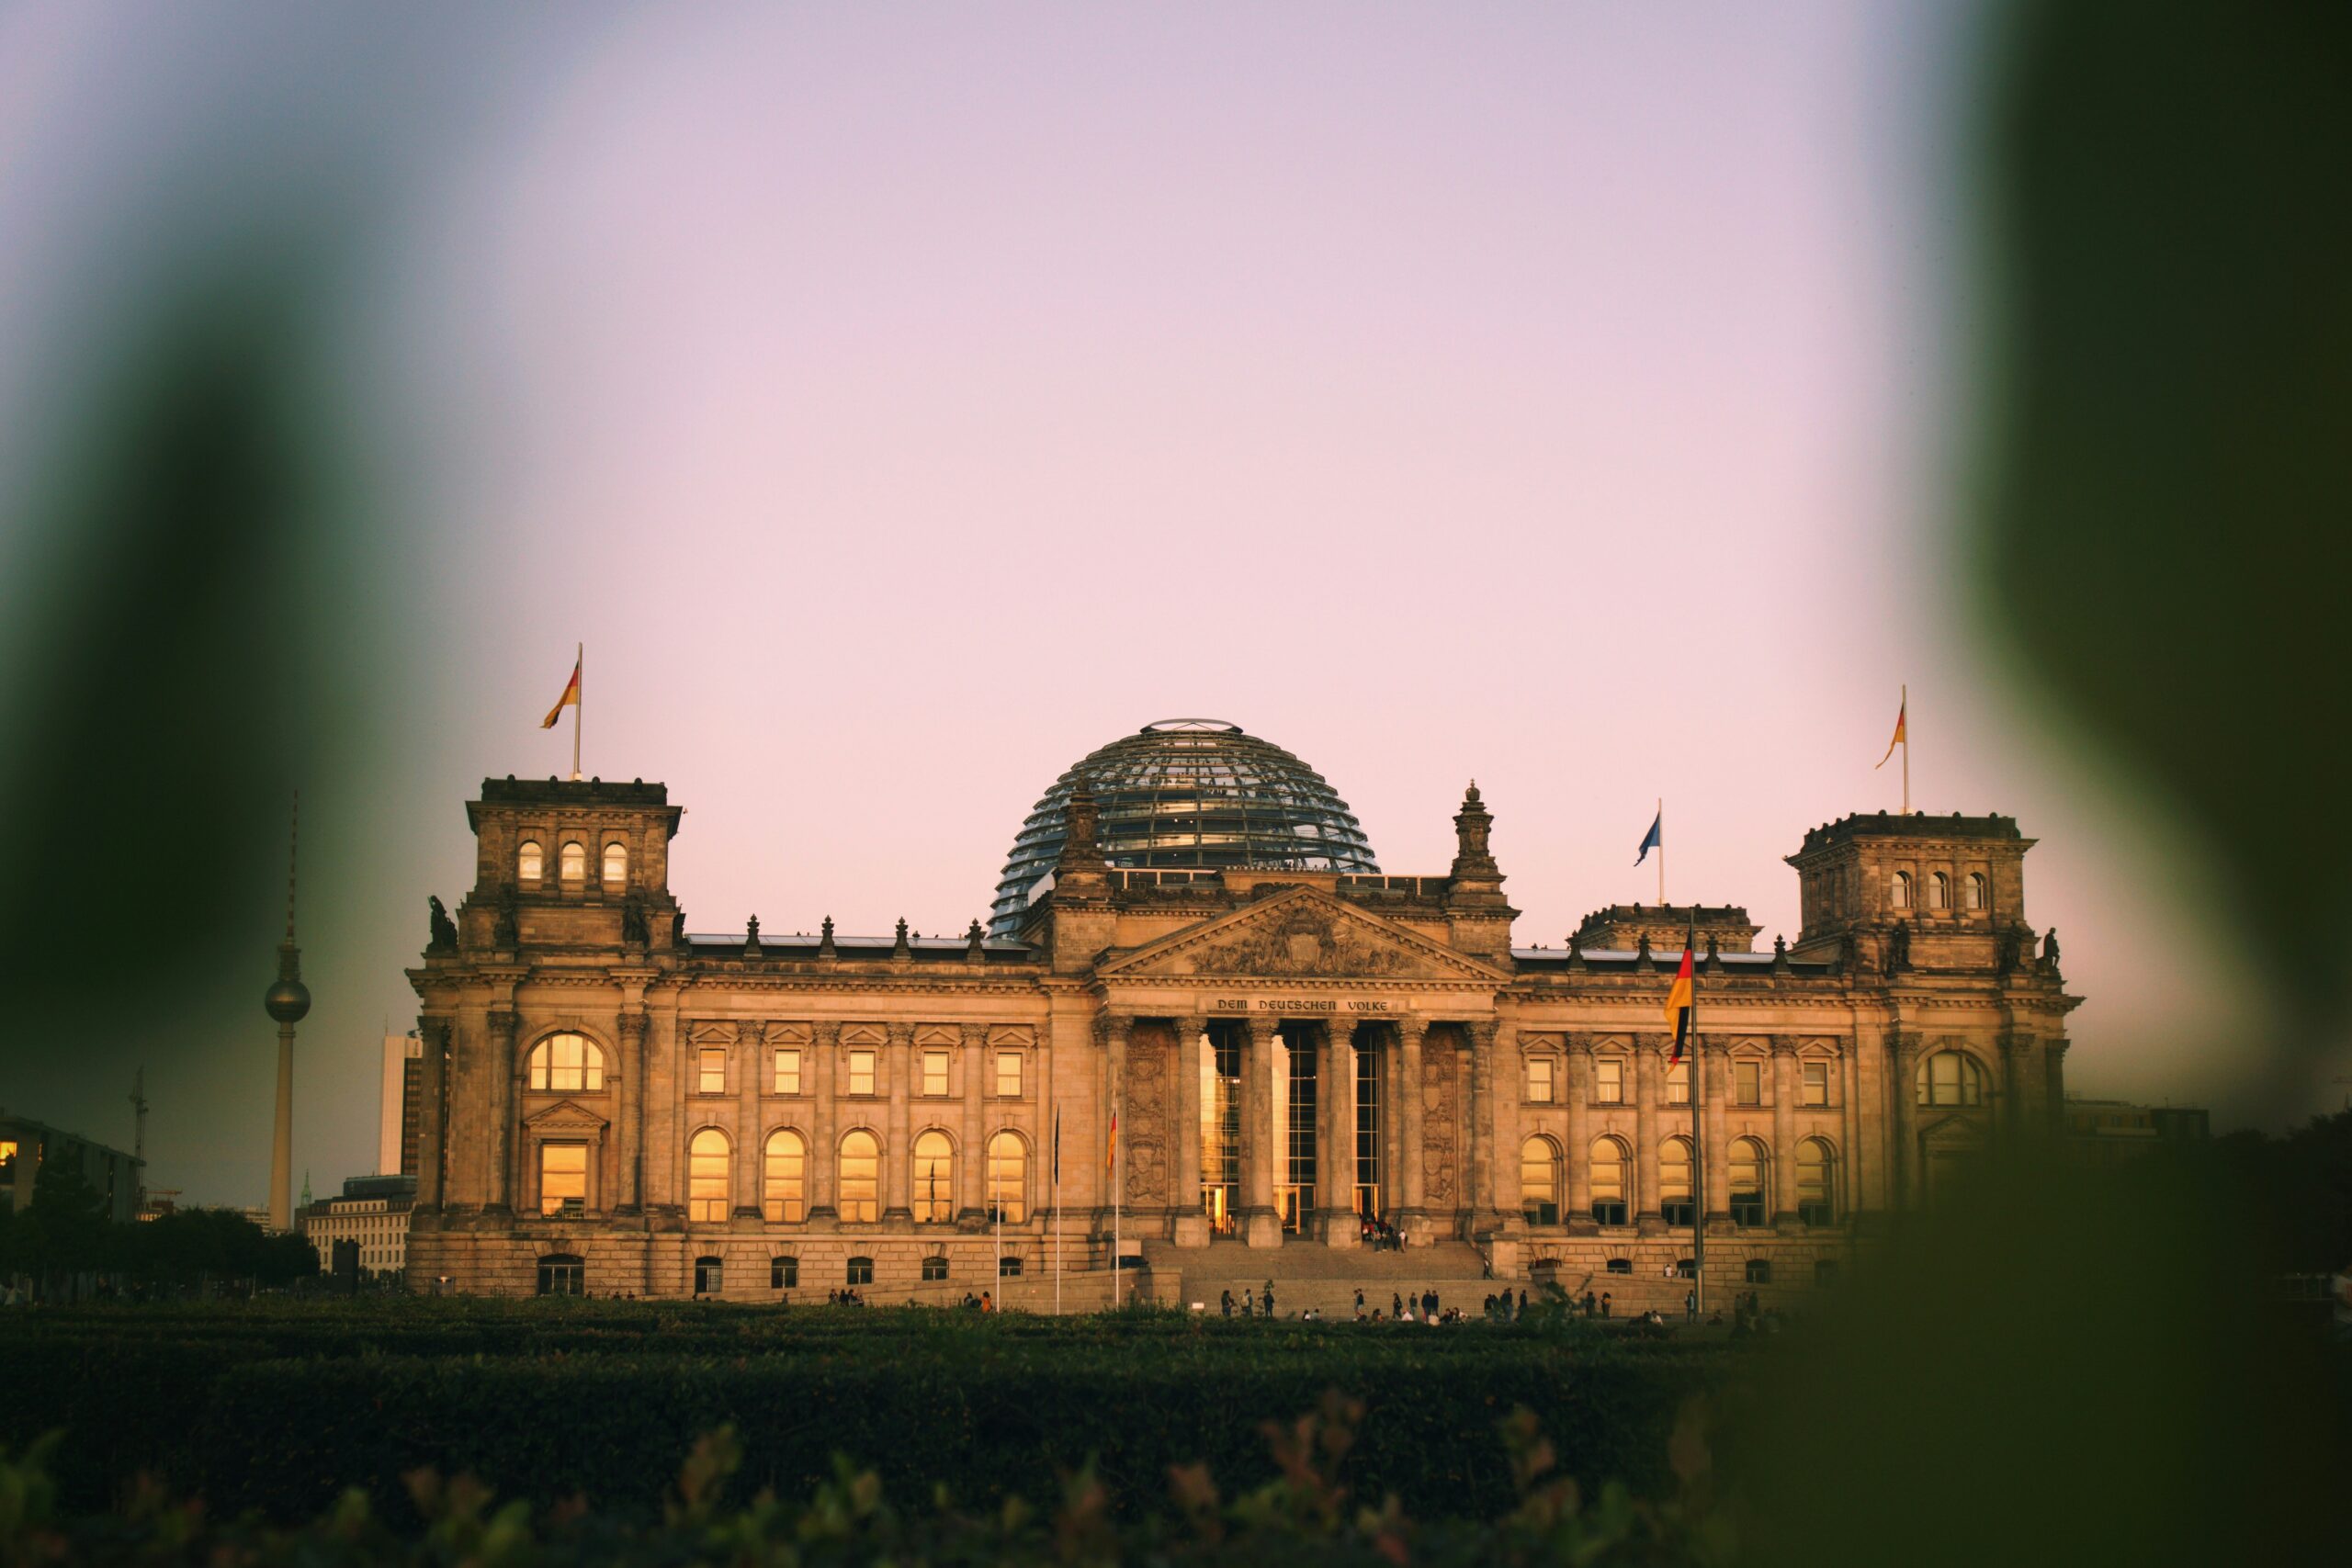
xmin=406 ymin=772 xmax=2080 ymax=1301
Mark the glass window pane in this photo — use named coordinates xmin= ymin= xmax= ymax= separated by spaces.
xmin=922 ymin=1051 xmax=949 ymax=1097
xmin=775 ymin=1048 xmax=800 ymax=1096
xmin=850 ymin=1051 xmax=876 ymax=1097
xmin=688 ymin=1129 xmax=729 ymax=1222
xmin=1596 ymin=1059 xmax=1623 ymax=1104
xmin=839 ymin=1131 xmax=879 ymax=1222
xmin=996 ymin=1051 xmax=1022 ymax=1097
xmin=699 ymin=1048 xmax=726 ymax=1095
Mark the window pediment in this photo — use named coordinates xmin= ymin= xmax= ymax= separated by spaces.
xmin=525 ymin=1099 xmax=610 ymax=1135
xmin=1098 ymin=887 xmax=1509 ymax=983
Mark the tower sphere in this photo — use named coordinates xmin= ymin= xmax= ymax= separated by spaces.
xmin=989 ymin=719 xmax=1380 ymax=937
xmin=265 ymin=974 xmax=311 ymax=1023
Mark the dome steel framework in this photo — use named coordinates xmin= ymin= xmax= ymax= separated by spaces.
xmin=988 ymin=719 xmax=1381 ymax=938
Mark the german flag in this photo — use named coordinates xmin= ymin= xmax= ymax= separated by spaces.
xmin=1664 ymin=945 xmax=1694 ymax=1066
xmin=1106 ymin=1111 xmax=1117 ymax=1172
xmin=540 ymin=656 xmax=581 ymax=728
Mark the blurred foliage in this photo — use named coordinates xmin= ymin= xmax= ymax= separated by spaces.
xmin=1977 ymin=0 xmax=2352 ymax=1043
xmin=0 ymin=1179 xmax=315 ymax=1292
xmin=2211 ymin=1108 xmax=2352 ymax=1273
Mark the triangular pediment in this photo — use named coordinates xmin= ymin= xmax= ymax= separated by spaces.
xmin=1098 ymin=886 xmax=1508 ymax=984
xmin=524 ymin=1098 xmax=609 ymax=1134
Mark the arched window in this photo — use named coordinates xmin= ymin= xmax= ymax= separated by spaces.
xmin=913 ymin=1131 xmax=955 ymax=1223
xmin=1745 ymin=1258 xmax=1772 ymax=1285
xmin=1915 ymin=1051 xmax=1985 ymax=1107
xmin=1966 ymin=873 xmax=1988 ymax=911
xmin=1730 ymin=1137 xmax=1768 ymax=1227
xmin=1929 ymin=872 xmax=1950 ymax=910
xmin=1605 ymin=1257 xmax=1633 ymax=1275
xmin=536 ymin=1254 xmax=583 ymax=1296
xmin=1000 ymin=1255 xmax=1023 ymax=1277
xmin=1797 ymin=1138 xmax=1835 ymax=1227
xmin=1891 ymin=871 xmax=1913 ymax=909
xmin=694 ymin=1255 xmax=723 ymax=1295
xmin=846 ymin=1256 xmax=874 ymax=1286
xmin=560 ymin=841 xmax=587 ymax=882
xmin=688 ymin=1129 xmax=730 ymax=1222
xmin=987 ymin=1131 xmax=1027 ymax=1224
xmin=517 ymin=840 xmax=544 ymax=883
xmin=1519 ymin=1136 xmax=1560 ymax=1225
xmin=1589 ymin=1137 xmax=1629 ymax=1227
xmin=921 ymin=1255 xmax=949 ymax=1281
xmin=1660 ymin=1136 xmax=1695 ymax=1227
xmin=602 ymin=842 xmax=627 ymax=886
xmin=763 ymin=1130 xmax=806 ymax=1223
xmin=528 ymin=1033 xmax=605 ymax=1092
xmin=839 ymin=1130 xmax=880 ymax=1223
xmin=771 ymin=1255 xmax=797 ymax=1290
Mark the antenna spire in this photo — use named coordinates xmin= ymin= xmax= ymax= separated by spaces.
xmin=286 ymin=791 xmax=300 ymax=941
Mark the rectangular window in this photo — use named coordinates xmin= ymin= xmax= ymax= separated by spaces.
xmin=1666 ymin=1059 xmax=1690 ymax=1106
xmin=922 ymin=1050 xmax=949 ymax=1097
xmin=1527 ymin=1058 xmax=1555 ymax=1104
xmin=774 ymin=1047 xmax=801 ymax=1096
xmin=539 ymin=1143 xmax=587 ymax=1216
xmin=1595 ymin=1058 xmax=1624 ymax=1104
xmin=697 ymin=1048 xmax=726 ymax=1095
xmin=1735 ymin=1059 xmax=1763 ymax=1106
xmin=996 ymin=1051 xmax=1022 ymax=1098
xmin=1802 ymin=1060 xmax=1829 ymax=1107
xmin=849 ymin=1050 xmax=876 ymax=1097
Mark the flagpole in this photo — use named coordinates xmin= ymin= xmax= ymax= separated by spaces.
xmin=1657 ymin=798 xmax=1665 ymax=907
xmin=1690 ymin=911 xmax=1706 ymax=1318
xmin=1054 ymin=1111 xmax=1063 ymax=1317
xmin=571 ymin=642 xmax=584 ymax=782
xmin=1900 ymin=683 xmax=1909 ymax=816
xmin=1113 ymin=1088 xmax=1124 ymax=1311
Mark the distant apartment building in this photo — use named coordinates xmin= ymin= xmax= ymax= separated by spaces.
xmin=379 ymin=1031 xmax=424 ymax=1176
xmin=0 ymin=1111 xmax=142 ymax=1222
xmin=2064 ymin=1097 xmax=2210 ymax=1168
xmin=300 ymin=1173 xmax=417 ymax=1276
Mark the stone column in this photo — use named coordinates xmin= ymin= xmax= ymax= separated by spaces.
xmin=959 ymin=1024 xmax=988 ymax=1224
xmin=1465 ymin=1019 xmax=1498 ymax=1229
xmin=417 ymin=1018 xmax=450 ymax=1212
xmin=616 ymin=1011 xmax=647 ymax=1213
xmin=1634 ymin=1036 xmax=1663 ymax=1234
xmin=1238 ymin=1019 xmax=1281 ymax=1247
xmin=1702 ymin=1042 xmax=1732 ymax=1229
xmin=883 ymin=1023 xmax=913 ymax=1222
xmin=1172 ymin=1016 xmax=1208 ymax=1246
xmin=1494 ymin=1028 xmax=1526 ymax=1223
xmin=1565 ymin=1034 xmax=1595 ymax=1233
xmin=808 ymin=1022 xmax=840 ymax=1224
xmin=1771 ymin=1038 xmax=1800 ymax=1230
xmin=1889 ymin=1030 xmax=1920 ymax=1208
xmin=2043 ymin=1038 xmax=2070 ymax=1139
xmin=486 ymin=1009 xmax=519 ymax=1214
xmin=733 ymin=1021 xmax=765 ymax=1221
xmin=1396 ymin=1020 xmax=1427 ymax=1238
xmin=1320 ymin=1023 xmax=1359 ymax=1247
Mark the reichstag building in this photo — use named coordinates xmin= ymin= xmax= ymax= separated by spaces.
xmin=404 ymin=719 xmax=2078 ymax=1301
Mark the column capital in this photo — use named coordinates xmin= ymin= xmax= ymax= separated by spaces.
xmin=1462 ymin=1018 xmax=1499 ymax=1051
xmin=1770 ymin=1034 xmax=1801 ymax=1057
xmin=739 ymin=1019 xmax=767 ymax=1046
xmin=1564 ymin=1031 xmax=1595 ymax=1056
xmin=617 ymin=1011 xmax=648 ymax=1044
xmin=1633 ymin=1034 xmax=1668 ymax=1057
xmin=813 ymin=1020 xmax=842 ymax=1046
xmin=1395 ymin=1017 xmax=1429 ymax=1047
xmin=958 ymin=1021 xmax=988 ymax=1048
xmin=487 ymin=1009 xmax=519 ymax=1041
xmin=885 ymin=1021 xmax=915 ymax=1047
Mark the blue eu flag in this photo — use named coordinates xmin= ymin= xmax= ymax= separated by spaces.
xmin=1634 ymin=809 xmax=1662 ymax=866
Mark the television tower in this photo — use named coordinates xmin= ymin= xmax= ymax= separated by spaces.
xmin=129 ymin=1066 xmax=149 ymax=1209
xmin=264 ymin=795 xmax=311 ymax=1231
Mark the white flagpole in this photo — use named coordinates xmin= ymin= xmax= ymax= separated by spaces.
xmin=1054 ymin=1111 xmax=1063 ymax=1316
xmin=571 ymin=642 xmax=583 ymax=781
xmin=1901 ymin=683 xmax=1910 ymax=816
xmin=1113 ymin=1089 xmax=1123 ymax=1311
xmin=1657 ymin=798 xmax=1665 ymax=907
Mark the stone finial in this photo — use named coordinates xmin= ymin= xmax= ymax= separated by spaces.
xmin=1771 ymin=934 xmax=1792 ymax=975
xmin=1702 ymin=933 xmax=1721 ymax=975
xmin=426 ymin=895 xmax=457 ymax=953
xmin=1634 ymin=932 xmax=1656 ymax=973
xmin=1450 ymin=781 xmax=1499 ymax=878
xmin=1564 ymin=939 xmax=1587 ymax=973
xmin=966 ymin=919 xmax=986 ymax=961
xmin=1051 ymin=778 xmax=1113 ymax=900
xmin=818 ymin=915 xmax=838 ymax=958
xmin=892 ymin=918 xmax=911 ymax=960
xmin=743 ymin=914 xmax=762 ymax=958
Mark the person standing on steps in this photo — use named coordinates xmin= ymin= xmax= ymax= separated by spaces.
xmin=1221 ymin=1288 xmax=1234 ymax=1317
xmin=1261 ymin=1280 xmax=1274 ymax=1317
xmin=1354 ymin=1288 xmax=1365 ymax=1316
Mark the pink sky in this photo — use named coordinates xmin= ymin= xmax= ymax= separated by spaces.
xmin=0 ymin=3 xmax=2275 ymax=1204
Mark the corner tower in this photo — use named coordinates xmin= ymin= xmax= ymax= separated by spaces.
xmin=1786 ymin=812 xmax=2037 ymax=972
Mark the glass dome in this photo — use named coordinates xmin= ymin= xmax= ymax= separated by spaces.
xmin=989 ymin=719 xmax=1381 ymax=937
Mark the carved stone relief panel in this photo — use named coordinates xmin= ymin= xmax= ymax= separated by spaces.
xmin=1423 ymin=1028 xmax=1462 ymax=1207
xmin=1121 ymin=1024 xmax=1174 ymax=1206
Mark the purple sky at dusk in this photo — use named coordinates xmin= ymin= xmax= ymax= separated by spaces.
xmin=0 ymin=3 xmax=2275 ymax=1205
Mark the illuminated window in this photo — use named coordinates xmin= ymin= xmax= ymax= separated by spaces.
xmin=1891 ymin=871 xmax=1912 ymax=909
xmin=988 ymin=1131 xmax=1027 ymax=1223
xmin=762 ymin=1129 xmax=806 ymax=1223
xmin=922 ymin=1051 xmax=949 ymax=1097
xmin=529 ymin=1033 xmax=604 ymax=1093
xmin=1520 ymin=1136 xmax=1559 ymax=1225
xmin=697 ymin=1048 xmax=726 ymax=1095
xmin=1595 ymin=1058 xmax=1624 ymax=1104
xmin=849 ymin=1051 xmax=876 ymax=1097
xmin=913 ymin=1130 xmax=955 ymax=1223
xmin=536 ymin=1254 xmax=582 ymax=1295
xmin=846 ymin=1256 xmax=874 ymax=1286
xmin=774 ymin=1048 xmax=801 ymax=1095
xmin=1916 ymin=1051 xmax=1984 ymax=1107
xmin=560 ymin=842 xmax=586 ymax=882
xmin=1802 ymin=1060 xmax=1830 ymax=1107
xmin=1730 ymin=1138 xmax=1768 ymax=1227
xmin=1735 ymin=1059 xmax=1762 ymax=1106
xmin=1526 ymin=1057 xmax=1555 ymax=1104
xmin=688 ymin=1129 xmax=730 ymax=1222
xmin=1606 ymin=1257 xmax=1633 ymax=1275
xmin=922 ymin=1255 xmax=949 ymax=1281
xmin=1666 ymin=1058 xmax=1690 ymax=1106
xmin=1000 ymin=1256 xmax=1023 ymax=1277
xmin=1967 ymin=873 xmax=1988 ymax=911
xmin=838 ymin=1131 xmax=879 ymax=1223
xmin=694 ymin=1255 xmax=723 ymax=1295
xmin=517 ymin=840 xmax=544 ymax=882
xmin=1798 ymin=1139 xmax=1835 ymax=1226
xmin=1660 ymin=1135 xmax=1694 ymax=1227
xmin=602 ymin=842 xmax=627 ymax=886
xmin=771 ymin=1255 xmax=797 ymax=1289
xmin=1589 ymin=1137 xmax=1629 ymax=1226
xmin=1929 ymin=871 xmax=1950 ymax=910
xmin=996 ymin=1051 xmax=1022 ymax=1097
xmin=538 ymin=1143 xmax=588 ymax=1216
